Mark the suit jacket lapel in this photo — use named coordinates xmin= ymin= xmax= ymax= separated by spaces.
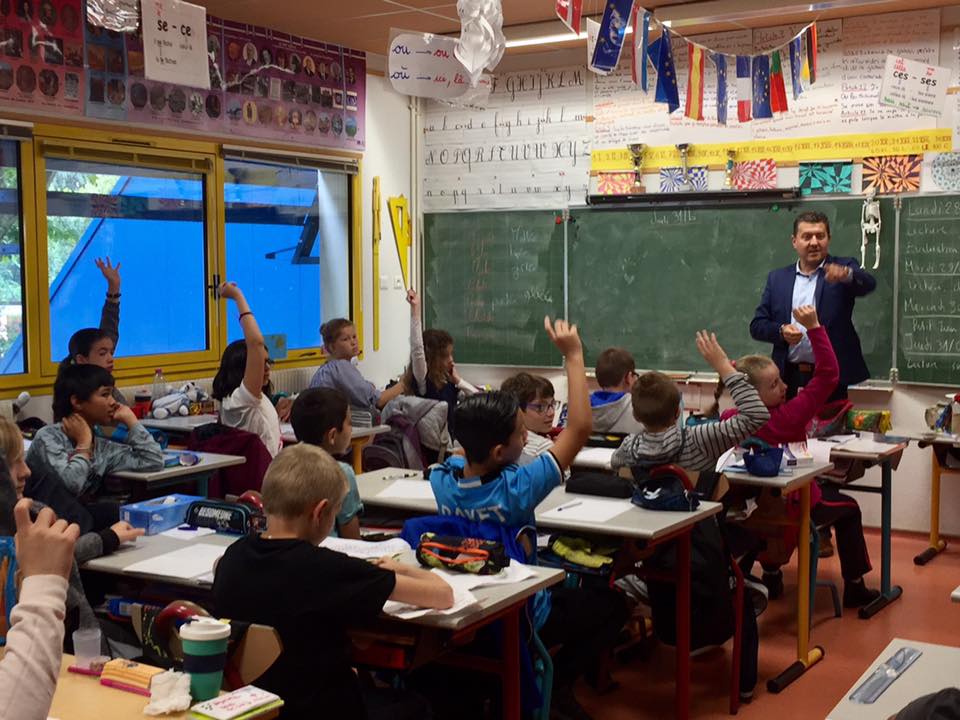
xmin=784 ymin=264 xmax=798 ymax=322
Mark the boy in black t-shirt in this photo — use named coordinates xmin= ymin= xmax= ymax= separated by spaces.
xmin=213 ymin=444 xmax=453 ymax=720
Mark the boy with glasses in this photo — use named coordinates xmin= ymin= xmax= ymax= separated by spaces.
xmin=500 ymin=372 xmax=558 ymax=465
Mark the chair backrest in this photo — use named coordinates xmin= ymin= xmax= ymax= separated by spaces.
xmin=187 ymin=424 xmax=271 ymax=498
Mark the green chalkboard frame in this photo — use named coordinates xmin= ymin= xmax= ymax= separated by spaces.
xmin=423 ymin=198 xmax=897 ymax=380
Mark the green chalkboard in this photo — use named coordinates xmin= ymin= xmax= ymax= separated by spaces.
xmin=567 ymin=198 xmax=895 ymax=379
xmin=423 ymin=211 xmax=565 ymax=366
xmin=897 ymin=196 xmax=960 ymax=385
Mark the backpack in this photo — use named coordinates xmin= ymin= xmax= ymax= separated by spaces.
xmin=362 ymin=402 xmax=437 ymax=472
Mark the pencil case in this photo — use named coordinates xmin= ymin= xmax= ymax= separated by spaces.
xmin=416 ymin=533 xmax=508 ymax=575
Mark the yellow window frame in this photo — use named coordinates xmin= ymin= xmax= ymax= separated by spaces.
xmin=0 ymin=122 xmax=365 ymax=398
xmin=34 ymin=126 xmax=223 ymax=380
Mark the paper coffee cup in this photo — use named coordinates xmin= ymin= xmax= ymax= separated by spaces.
xmin=179 ymin=617 xmax=231 ymax=701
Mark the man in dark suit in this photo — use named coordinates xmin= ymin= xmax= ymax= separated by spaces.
xmin=750 ymin=210 xmax=876 ymax=400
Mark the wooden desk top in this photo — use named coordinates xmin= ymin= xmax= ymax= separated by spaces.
xmin=280 ymin=423 xmax=389 ymax=444
xmin=723 ymin=461 xmax=834 ymax=494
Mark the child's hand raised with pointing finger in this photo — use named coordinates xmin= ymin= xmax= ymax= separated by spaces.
xmin=544 ymin=317 xmax=583 ymax=359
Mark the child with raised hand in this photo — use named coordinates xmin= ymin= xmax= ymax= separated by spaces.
xmin=61 ymin=257 xmax=125 ymax=405
xmin=308 ymin=317 xmax=405 ymax=412
xmin=429 ymin=318 xmax=625 ymax=720
xmin=612 ymin=330 xmax=771 ymax=471
xmin=710 ymin=305 xmax=878 ymax=608
xmin=0 ymin=499 xmax=79 ymax=720
xmin=214 ymin=444 xmax=452 ymax=720
xmin=212 ymin=282 xmax=282 ymax=458
xmin=404 ymin=289 xmax=478 ymax=436
xmin=26 ymin=365 xmax=163 ymax=524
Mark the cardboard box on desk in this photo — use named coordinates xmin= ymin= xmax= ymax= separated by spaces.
xmin=121 ymin=494 xmax=205 ymax=535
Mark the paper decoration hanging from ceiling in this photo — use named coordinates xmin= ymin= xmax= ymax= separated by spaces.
xmin=659 ymin=166 xmax=708 ymax=192
xmin=799 ymin=162 xmax=853 ymax=195
xmin=555 ymin=0 xmax=583 ymax=34
xmin=732 ymin=159 xmax=777 ymax=190
xmin=684 ymin=44 xmax=705 ymax=121
xmin=931 ymin=153 xmax=960 ymax=192
xmin=861 ymin=155 xmax=921 ymax=194
xmin=455 ymin=0 xmax=506 ymax=85
xmin=713 ymin=53 xmax=728 ymax=126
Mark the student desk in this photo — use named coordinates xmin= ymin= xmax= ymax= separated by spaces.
xmin=280 ymin=422 xmax=390 ymax=474
xmin=724 ymin=461 xmax=833 ymax=694
xmin=140 ymin=413 xmax=220 ymax=435
xmin=829 ymin=440 xmax=908 ymax=619
xmin=826 ymin=638 xmax=960 ymax=720
xmin=358 ymin=467 xmax=722 ymax=720
xmin=887 ymin=429 xmax=960 ymax=566
xmin=80 ymin=532 xmax=562 ymax=720
xmin=110 ymin=451 xmax=246 ymax=499
xmin=0 ymin=650 xmax=281 ymax=720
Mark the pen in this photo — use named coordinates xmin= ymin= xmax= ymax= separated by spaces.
xmin=555 ymin=500 xmax=582 ymax=512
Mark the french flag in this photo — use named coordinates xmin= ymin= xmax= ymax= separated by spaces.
xmin=556 ymin=0 xmax=583 ymax=34
xmin=736 ymin=55 xmax=751 ymax=122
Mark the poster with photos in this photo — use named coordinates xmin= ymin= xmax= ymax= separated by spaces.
xmin=0 ymin=0 xmax=83 ymax=114
xmin=221 ymin=20 xmax=364 ymax=150
xmin=84 ymin=17 xmax=125 ymax=120
xmin=124 ymin=15 xmax=223 ymax=130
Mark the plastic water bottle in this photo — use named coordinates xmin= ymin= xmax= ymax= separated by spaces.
xmin=152 ymin=369 xmax=169 ymax=400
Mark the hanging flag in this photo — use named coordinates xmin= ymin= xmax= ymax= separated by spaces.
xmin=631 ymin=7 xmax=651 ymax=90
xmin=789 ymin=36 xmax=804 ymax=100
xmin=751 ymin=54 xmax=773 ymax=119
xmin=736 ymin=55 xmax=751 ymax=122
xmin=770 ymin=51 xmax=788 ymax=113
xmin=555 ymin=0 xmax=583 ymax=34
xmin=590 ymin=0 xmax=635 ymax=74
xmin=685 ymin=44 xmax=705 ymax=121
xmin=648 ymin=31 xmax=680 ymax=113
xmin=805 ymin=23 xmax=818 ymax=84
xmin=713 ymin=53 xmax=728 ymax=126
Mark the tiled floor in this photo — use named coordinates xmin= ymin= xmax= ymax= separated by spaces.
xmin=577 ymin=529 xmax=960 ymax=719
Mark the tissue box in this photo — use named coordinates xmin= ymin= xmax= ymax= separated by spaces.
xmin=120 ymin=494 xmax=205 ymax=535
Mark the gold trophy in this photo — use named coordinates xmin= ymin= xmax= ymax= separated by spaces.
xmin=628 ymin=143 xmax=646 ymax=192
xmin=723 ymin=149 xmax=736 ymax=189
xmin=676 ymin=143 xmax=692 ymax=191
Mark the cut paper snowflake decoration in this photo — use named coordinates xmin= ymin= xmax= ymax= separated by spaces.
xmin=861 ymin=155 xmax=921 ymax=194
xmin=799 ymin=162 xmax=852 ymax=195
xmin=931 ymin=153 xmax=960 ymax=192
xmin=732 ymin=159 xmax=777 ymax=190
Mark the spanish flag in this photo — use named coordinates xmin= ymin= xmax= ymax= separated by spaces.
xmin=770 ymin=50 xmax=788 ymax=113
xmin=685 ymin=43 xmax=705 ymax=121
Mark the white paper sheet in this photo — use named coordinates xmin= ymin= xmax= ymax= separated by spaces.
xmin=804 ymin=439 xmax=836 ymax=465
xmin=539 ymin=497 xmax=629 ymax=523
xmin=573 ymin=447 xmax=615 ymax=469
xmin=376 ymin=479 xmax=436 ymax=500
xmin=159 ymin=526 xmax=217 ymax=541
xmin=382 ymin=583 xmax=478 ymax=619
xmin=122 ymin=544 xmax=226 ymax=580
xmin=319 ymin=537 xmax=412 ymax=559
xmin=835 ymin=437 xmax=900 ymax=455
xmin=431 ymin=559 xmax=536 ymax=593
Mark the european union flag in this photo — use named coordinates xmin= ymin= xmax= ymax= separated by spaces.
xmin=648 ymin=31 xmax=679 ymax=113
xmin=789 ymin=36 xmax=804 ymax=100
xmin=751 ymin=54 xmax=772 ymax=119
xmin=713 ymin=53 xmax=728 ymax=126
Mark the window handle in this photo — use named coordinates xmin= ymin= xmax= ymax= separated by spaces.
xmin=208 ymin=273 xmax=221 ymax=298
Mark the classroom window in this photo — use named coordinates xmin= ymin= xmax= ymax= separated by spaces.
xmin=44 ymin=157 xmax=209 ymax=362
xmin=0 ymin=140 xmax=25 ymax=376
xmin=223 ymin=158 xmax=352 ymax=352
